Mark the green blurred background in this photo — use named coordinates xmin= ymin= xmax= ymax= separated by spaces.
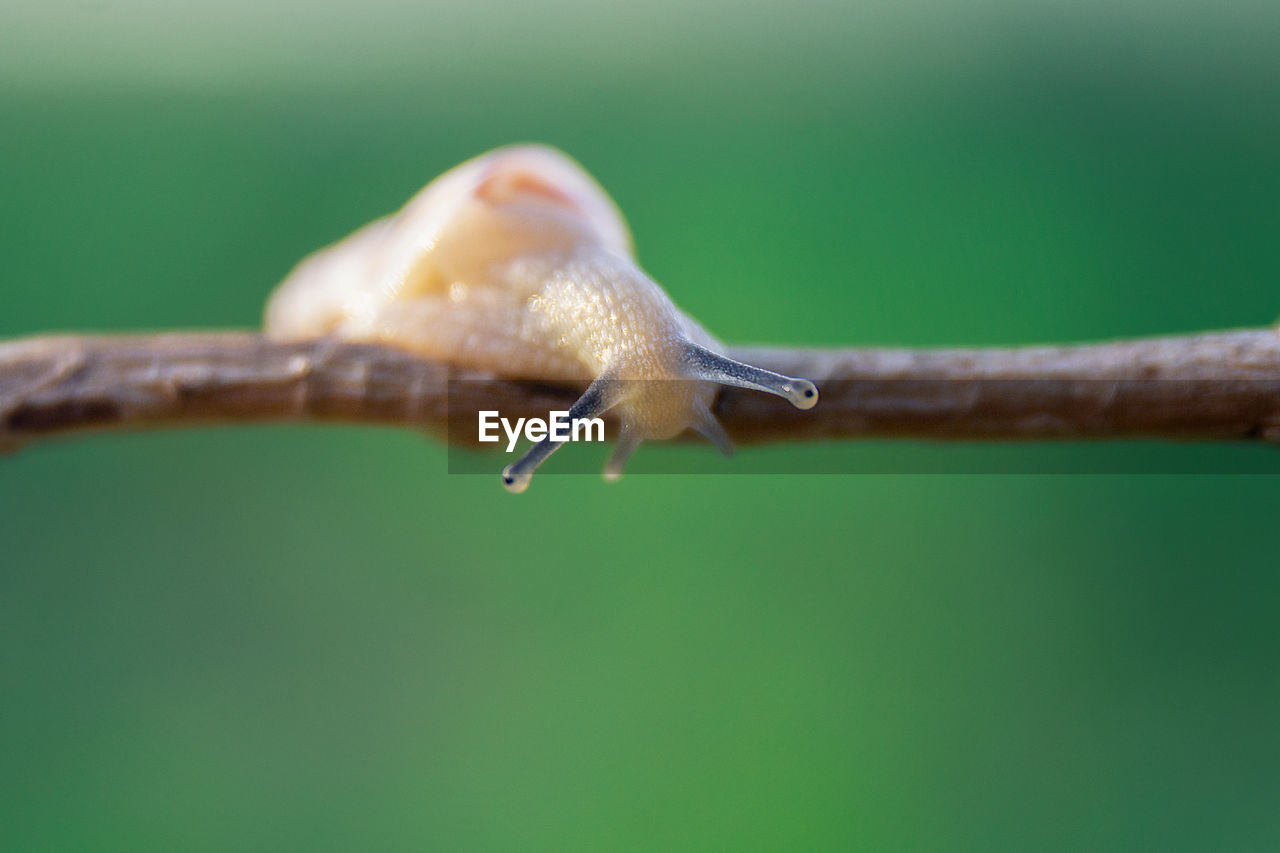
xmin=3 ymin=0 xmax=1280 ymax=849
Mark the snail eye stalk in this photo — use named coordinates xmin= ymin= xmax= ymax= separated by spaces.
xmin=679 ymin=343 xmax=819 ymax=410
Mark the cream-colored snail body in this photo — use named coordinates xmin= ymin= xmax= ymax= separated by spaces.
xmin=265 ymin=144 xmax=817 ymax=492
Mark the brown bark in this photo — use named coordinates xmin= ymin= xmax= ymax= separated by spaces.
xmin=3 ymin=329 xmax=1280 ymax=453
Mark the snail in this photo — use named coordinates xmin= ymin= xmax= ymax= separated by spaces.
xmin=265 ymin=144 xmax=817 ymax=492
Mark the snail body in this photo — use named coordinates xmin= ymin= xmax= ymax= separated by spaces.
xmin=265 ymin=145 xmax=816 ymax=492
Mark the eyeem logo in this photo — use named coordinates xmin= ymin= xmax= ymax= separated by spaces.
xmin=478 ymin=411 xmax=606 ymax=452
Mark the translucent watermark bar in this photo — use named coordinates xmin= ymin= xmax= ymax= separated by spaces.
xmin=445 ymin=379 xmax=1280 ymax=476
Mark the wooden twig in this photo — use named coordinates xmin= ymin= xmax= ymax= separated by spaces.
xmin=2 ymin=329 xmax=1280 ymax=453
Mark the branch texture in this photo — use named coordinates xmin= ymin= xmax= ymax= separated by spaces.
xmin=3 ymin=329 xmax=1280 ymax=453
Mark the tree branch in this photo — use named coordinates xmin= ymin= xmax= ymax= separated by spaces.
xmin=2 ymin=328 xmax=1280 ymax=453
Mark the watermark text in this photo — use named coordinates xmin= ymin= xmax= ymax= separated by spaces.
xmin=478 ymin=410 xmax=605 ymax=452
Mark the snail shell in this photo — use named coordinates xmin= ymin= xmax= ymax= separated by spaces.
xmin=265 ymin=144 xmax=816 ymax=492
